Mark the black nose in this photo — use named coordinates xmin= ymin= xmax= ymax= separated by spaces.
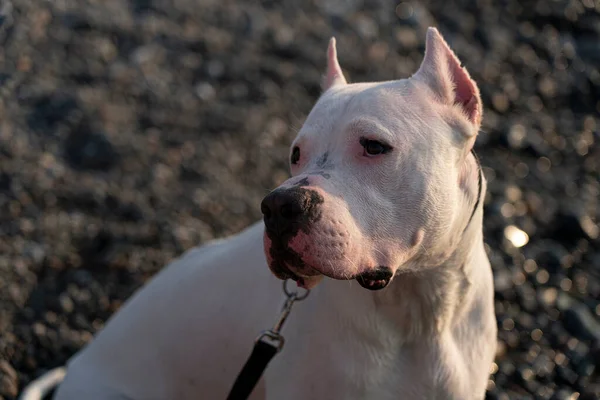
xmin=261 ymin=189 xmax=307 ymax=235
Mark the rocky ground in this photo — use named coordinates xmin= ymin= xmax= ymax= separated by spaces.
xmin=0 ymin=0 xmax=599 ymax=399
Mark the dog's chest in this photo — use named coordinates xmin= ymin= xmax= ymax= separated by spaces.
xmin=265 ymin=336 xmax=464 ymax=400
xmin=263 ymin=293 xmax=470 ymax=400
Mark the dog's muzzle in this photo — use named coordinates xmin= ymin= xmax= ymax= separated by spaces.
xmin=261 ymin=187 xmax=325 ymax=286
xmin=261 ymin=188 xmax=394 ymax=291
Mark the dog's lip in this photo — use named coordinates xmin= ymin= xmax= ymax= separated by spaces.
xmin=285 ymin=264 xmax=394 ymax=291
xmin=272 ymin=258 xmax=394 ymax=291
xmin=355 ymin=267 xmax=394 ymax=290
xmin=268 ymin=243 xmax=394 ymax=290
xmin=267 ymin=245 xmax=321 ymax=282
xmin=295 ymin=275 xmax=324 ymax=289
xmin=270 ymin=262 xmax=323 ymax=290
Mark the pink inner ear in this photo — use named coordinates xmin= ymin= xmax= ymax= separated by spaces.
xmin=450 ymin=62 xmax=480 ymax=126
xmin=416 ymin=28 xmax=482 ymax=128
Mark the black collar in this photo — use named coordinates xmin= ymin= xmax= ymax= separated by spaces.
xmin=464 ymin=150 xmax=483 ymax=233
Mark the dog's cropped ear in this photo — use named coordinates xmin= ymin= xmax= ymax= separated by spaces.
xmin=322 ymin=37 xmax=347 ymax=91
xmin=413 ymin=28 xmax=482 ymax=131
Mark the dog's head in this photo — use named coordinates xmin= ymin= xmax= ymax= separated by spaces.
xmin=262 ymin=28 xmax=484 ymax=290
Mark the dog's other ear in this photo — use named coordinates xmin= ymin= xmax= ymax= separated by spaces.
xmin=322 ymin=37 xmax=347 ymax=91
xmin=413 ymin=27 xmax=482 ymax=130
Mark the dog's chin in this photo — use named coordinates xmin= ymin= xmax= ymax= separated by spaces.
xmin=294 ymin=274 xmax=324 ymax=289
xmin=317 ymin=266 xmax=394 ymax=291
xmin=268 ymin=262 xmax=324 ymax=290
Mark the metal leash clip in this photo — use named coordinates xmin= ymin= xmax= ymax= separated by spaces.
xmin=254 ymin=280 xmax=310 ymax=352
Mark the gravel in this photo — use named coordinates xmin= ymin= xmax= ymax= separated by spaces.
xmin=0 ymin=0 xmax=598 ymax=399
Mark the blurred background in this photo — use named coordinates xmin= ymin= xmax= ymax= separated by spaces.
xmin=0 ymin=0 xmax=598 ymax=399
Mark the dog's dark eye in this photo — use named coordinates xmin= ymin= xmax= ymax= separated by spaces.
xmin=291 ymin=146 xmax=300 ymax=164
xmin=360 ymin=138 xmax=392 ymax=156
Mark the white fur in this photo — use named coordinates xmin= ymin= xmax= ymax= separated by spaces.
xmin=23 ymin=27 xmax=497 ymax=400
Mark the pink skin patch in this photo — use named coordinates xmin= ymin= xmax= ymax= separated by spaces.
xmin=287 ymin=229 xmax=357 ymax=280
xmin=264 ymin=230 xmax=322 ymax=289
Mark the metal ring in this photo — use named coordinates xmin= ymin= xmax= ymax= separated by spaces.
xmin=256 ymin=330 xmax=285 ymax=352
xmin=283 ymin=279 xmax=310 ymax=301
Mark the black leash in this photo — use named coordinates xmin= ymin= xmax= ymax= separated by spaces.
xmin=226 ymin=281 xmax=309 ymax=400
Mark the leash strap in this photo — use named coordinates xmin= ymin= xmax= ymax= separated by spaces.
xmin=226 ymin=339 xmax=278 ymax=400
xmin=226 ymin=280 xmax=309 ymax=400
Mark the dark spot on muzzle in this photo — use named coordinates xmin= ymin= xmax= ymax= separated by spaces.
xmin=293 ymin=177 xmax=310 ymax=187
xmin=356 ymin=266 xmax=393 ymax=290
xmin=316 ymin=152 xmax=329 ymax=168
xmin=309 ymin=170 xmax=331 ymax=179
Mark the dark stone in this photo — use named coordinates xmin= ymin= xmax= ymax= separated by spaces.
xmin=69 ymin=270 xmax=94 ymax=287
xmin=562 ymin=303 xmax=600 ymax=342
xmin=552 ymin=389 xmax=577 ymax=400
xmin=0 ymin=375 xmax=18 ymax=398
xmin=27 ymin=93 xmax=80 ymax=134
xmin=0 ymin=1 xmax=13 ymax=32
xmin=579 ymin=384 xmax=600 ymax=400
xmin=534 ymin=248 xmax=568 ymax=274
xmin=0 ymin=172 xmax=10 ymax=192
xmin=575 ymin=360 xmax=595 ymax=378
xmin=104 ymin=195 xmax=144 ymax=222
xmin=532 ymin=353 xmax=555 ymax=378
xmin=547 ymin=211 xmax=595 ymax=246
xmin=556 ymin=365 xmax=578 ymax=386
xmin=63 ymin=121 xmax=119 ymax=170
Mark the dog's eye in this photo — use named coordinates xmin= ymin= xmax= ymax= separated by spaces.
xmin=360 ymin=138 xmax=392 ymax=156
xmin=291 ymin=146 xmax=300 ymax=164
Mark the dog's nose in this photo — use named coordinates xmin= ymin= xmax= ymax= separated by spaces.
xmin=261 ymin=189 xmax=306 ymax=234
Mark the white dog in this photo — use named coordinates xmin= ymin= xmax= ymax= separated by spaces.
xmin=22 ymin=27 xmax=497 ymax=400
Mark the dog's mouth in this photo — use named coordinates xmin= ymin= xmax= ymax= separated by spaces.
xmin=268 ymin=244 xmax=393 ymax=291
xmin=355 ymin=267 xmax=394 ymax=290
xmin=287 ymin=265 xmax=393 ymax=291
xmin=276 ymin=265 xmax=323 ymax=290
xmin=267 ymin=244 xmax=323 ymax=289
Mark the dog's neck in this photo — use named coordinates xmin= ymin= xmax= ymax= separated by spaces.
xmin=379 ymin=206 xmax=485 ymax=341
xmin=375 ymin=162 xmax=487 ymax=342
xmin=321 ymin=159 xmax=487 ymax=344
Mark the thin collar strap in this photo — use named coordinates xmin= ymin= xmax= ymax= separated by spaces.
xmin=464 ymin=150 xmax=483 ymax=233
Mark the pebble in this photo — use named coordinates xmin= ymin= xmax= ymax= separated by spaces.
xmin=552 ymin=389 xmax=580 ymax=400
xmin=563 ymin=304 xmax=600 ymax=342
xmin=0 ymin=0 xmax=13 ymax=36
xmin=550 ymin=211 xmax=597 ymax=245
xmin=58 ymin=293 xmax=74 ymax=314
xmin=63 ymin=123 xmax=119 ymax=170
xmin=0 ymin=361 xmax=18 ymax=398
